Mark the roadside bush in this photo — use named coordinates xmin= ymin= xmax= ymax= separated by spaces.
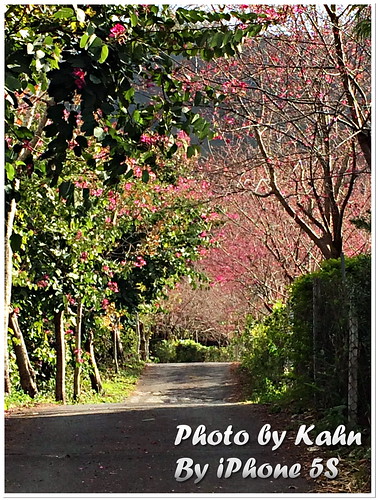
xmin=240 ymin=254 xmax=371 ymax=423
xmin=153 ymin=339 xmax=177 ymax=363
xmin=151 ymin=338 xmax=235 ymax=363
xmin=204 ymin=345 xmax=235 ymax=362
xmin=175 ymin=339 xmax=207 ymax=362
xmin=289 ymin=253 xmax=371 ymax=421
xmin=240 ymin=302 xmax=293 ymax=401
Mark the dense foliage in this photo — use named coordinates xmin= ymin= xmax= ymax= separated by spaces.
xmin=5 ymin=4 xmax=266 ymax=399
xmin=240 ymin=254 xmax=371 ymax=425
xmin=151 ymin=338 xmax=234 ymax=363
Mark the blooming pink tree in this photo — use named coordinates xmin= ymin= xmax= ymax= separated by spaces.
xmin=178 ymin=5 xmax=371 ymax=261
xmin=165 ymin=5 xmax=371 ymax=320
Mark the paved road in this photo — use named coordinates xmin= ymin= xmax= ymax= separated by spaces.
xmin=5 ymin=363 xmax=314 ymax=494
xmin=127 ymin=362 xmax=239 ymax=405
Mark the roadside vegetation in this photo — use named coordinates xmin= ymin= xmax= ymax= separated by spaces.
xmin=5 ymin=5 xmax=371 ymax=493
xmin=5 ymin=361 xmax=144 ymax=410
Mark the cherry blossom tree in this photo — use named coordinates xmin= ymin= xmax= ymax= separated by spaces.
xmin=178 ymin=4 xmax=371 ymax=261
xmin=164 ymin=5 xmax=371 ymax=322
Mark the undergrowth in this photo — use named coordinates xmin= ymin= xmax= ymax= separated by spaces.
xmin=4 ymin=362 xmax=144 ymax=410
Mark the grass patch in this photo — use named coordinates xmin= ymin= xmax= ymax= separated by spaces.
xmin=5 ymin=362 xmax=145 ymax=410
xmin=4 ymin=390 xmax=57 ymax=410
xmin=68 ymin=362 xmax=145 ymax=405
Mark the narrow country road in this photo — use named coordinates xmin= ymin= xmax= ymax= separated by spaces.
xmin=5 ymin=363 xmax=314 ymax=494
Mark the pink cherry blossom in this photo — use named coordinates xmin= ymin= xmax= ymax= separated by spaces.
xmin=72 ymin=68 xmax=86 ymax=89
xmin=134 ymin=256 xmax=147 ymax=268
xmin=80 ymin=251 xmax=88 ymax=261
xmin=101 ymin=298 xmax=110 ymax=310
xmin=107 ymin=281 xmax=119 ymax=293
xmin=109 ymin=23 xmax=126 ymax=38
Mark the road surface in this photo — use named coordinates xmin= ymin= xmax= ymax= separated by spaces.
xmin=5 ymin=362 xmax=314 ymax=494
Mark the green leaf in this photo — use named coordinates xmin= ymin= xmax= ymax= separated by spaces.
xmin=167 ymin=143 xmax=178 ymax=158
xmin=5 ymin=162 xmax=15 ymax=181
xmin=89 ymin=36 xmax=102 ymax=48
xmin=124 ymin=87 xmax=135 ymax=102
xmin=209 ymin=31 xmax=225 ymax=49
xmin=89 ymin=74 xmax=101 ymax=84
xmin=80 ymin=34 xmax=89 ymax=48
xmin=133 ymin=109 xmax=141 ymax=123
xmin=247 ymin=24 xmax=263 ymax=36
xmin=87 ymin=34 xmax=102 ymax=49
xmin=58 ymin=181 xmax=74 ymax=199
xmin=124 ymin=169 xmax=134 ymax=179
xmin=234 ymin=29 xmax=244 ymax=44
xmin=53 ymin=7 xmax=74 ymax=19
xmin=130 ymin=12 xmax=138 ymax=27
xmin=194 ymin=91 xmax=202 ymax=106
xmin=99 ymin=44 xmax=109 ymax=64
xmin=187 ymin=145 xmax=199 ymax=158
xmin=44 ymin=35 xmax=54 ymax=46
xmin=191 ymin=113 xmax=201 ymax=124
xmin=5 ymin=75 xmax=21 ymax=91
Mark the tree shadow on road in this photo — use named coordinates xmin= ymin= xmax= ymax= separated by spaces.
xmin=5 ymin=403 xmax=315 ymax=494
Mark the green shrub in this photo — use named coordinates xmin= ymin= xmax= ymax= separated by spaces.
xmin=240 ymin=254 xmax=371 ymax=422
xmin=204 ymin=345 xmax=235 ymax=362
xmin=153 ymin=339 xmax=177 ymax=363
xmin=289 ymin=254 xmax=371 ymax=418
xmin=175 ymin=339 xmax=207 ymax=362
xmin=151 ymin=338 xmax=236 ymax=363
xmin=240 ymin=302 xmax=293 ymax=401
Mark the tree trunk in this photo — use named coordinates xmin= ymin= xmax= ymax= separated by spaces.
xmin=5 ymin=111 xmax=49 ymax=395
xmin=255 ymin=128 xmax=344 ymax=259
xmin=9 ymin=312 xmax=38 ymax=398
xmin=348 ymin=293 xmax=359 ymax=426
xmin=114 ymin=316 xmax=125 ymax=367
xmin=139 ymin=323 xmax=149 ymax=361
xmin=73 ymin=300 xmax=83 ymax=400
xmin=86 ymin=331 xmax=103 ymax=394
xmin=54 ymin=310 xmax=66 ymax=403
xmin=136 ymin=313 xmax=141 ymax=361
xmin=113 ymin=325 xmax=119 ymax=374
xmin=4 ymin=180 xmax=19 ymax=394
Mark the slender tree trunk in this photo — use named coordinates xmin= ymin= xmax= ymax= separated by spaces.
xmin=348 ymin=292 xmax=359 ymax=426
xmin=54 ymin=310 xmax=66 ymax=403
xmin=312 ymin=278 xmax=321 ymax=398
xmin=136 ymin=313 xmax=141 ymax=361
xmin=114 ymin=316 xmax=125 ymax=366
xmin=9 ymin=312 xmax=38 ymax=398
xmin=73 ymin=300 xmax=83 ymax=400
xmin=140 ymin=323 xmax=149 ymax=361
xmin=4 ymin=111 xmax=49 ymax=394
xmin=86 ymin=331 xmax=103 ymax=394
xmin=4 ymin=181 xmax=19 ymax=394
xmin=113 ymin=326 xmax=119 ymax=373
